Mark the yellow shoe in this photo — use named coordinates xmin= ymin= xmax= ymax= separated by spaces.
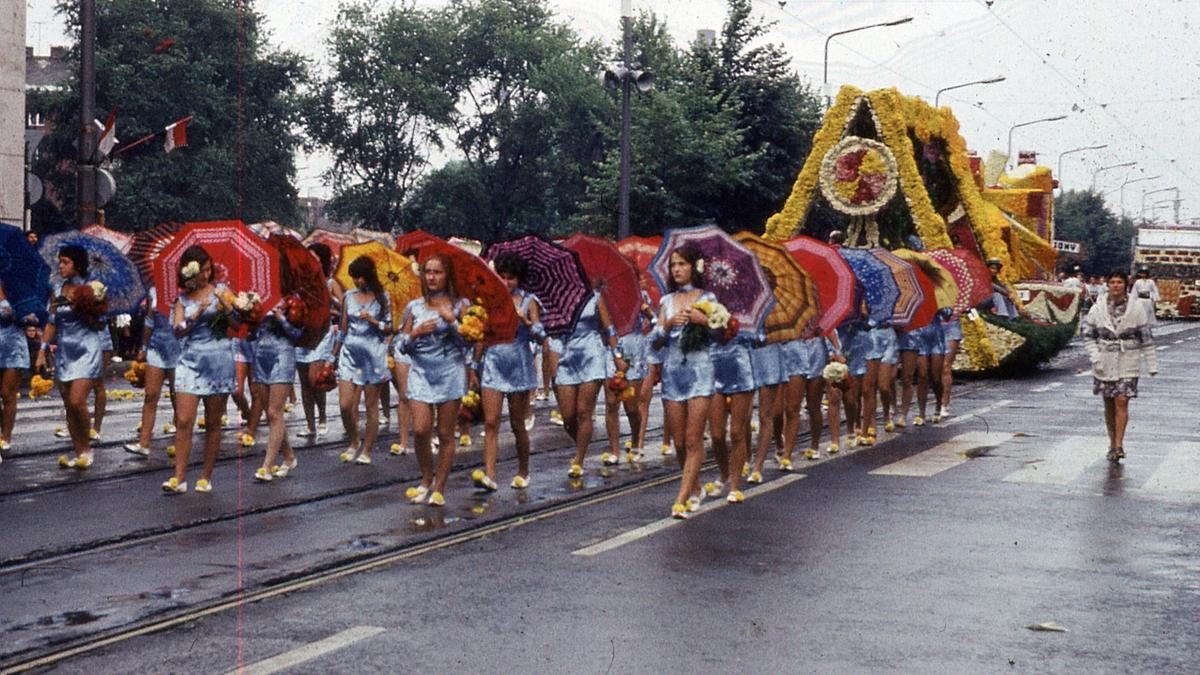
xmin=163 ymin=423 xmax=177 ymax=434
xmin=726 ymin=490 xmax=745 ymax=504
xmin=58 ymin=454 xmax=72 ymax=468
xmin=161 ymin=476 xmax=187 ymax=494
xmin=671 ymin=503 xmax=688 ymax=520
xmin=390 ymin=443 xmax=407 ymax=456
xmin=599 ymin=452 xmax=620 ymax=466
xmin=660 ymin=443 xmax=674 ymax=457
xmin=884 ymin=419 xmax=895 ymax=432
xmin=779 ymin=457 xmax=794 ymax=472
xmin=198 ymin=416 xmax=206 ymax=429
xmin=427 ymin=491 xmax=445 ymax=507
xmin=913 ymin=416 xmax=925 ymax=427
xmin=220 ymin=415 xmax=229 ymax=427
xmin=741 ymin=464 xmax=750 ymax=477
xmin=625 ymin=449 xmax=645 ymax=463
xmin=405 ymin=485 xmax=429 ymax=503
xmin=88 ymin=428 xmax=100 ymax=441
xmin=857 ymin=435 xmax=874 ymax=447
xmin=339 ymin=450 xmax=354 ymax=462
xmin=74 ymin=452 xmax=93 ymax=469
xmin=254 ymin=467 xmax=273 ymax=482
xmin=747 ymin=470 xmax=763 ymax=484
xmin=804 ymin=448 xmax=819 ymax=460
xmin=510 ymin=475 xmax=530 ymax=490
xmin=458 ymin=433 xmax=472 ymax=447
xmin=166 ymin=445 xmax=176 ymax=457
xmin=472 ymin=469 xmax=498 ymax=492
xmin=567 ymin=463 xmax=584 ymax=478
xmin=195 ymin=478 xmax=212 ymax=493
xmin=703 ymin=480 xmax=724 ymax=498
xmin=894 ymin=418 xmax=907 ymax=429
xmin=284 ymin=402 xmax=294 ymax=413
xmin=240 ymin=434 xmax=255 ymax=447
xmin=827 ymin=443 xmax=840 ymax=454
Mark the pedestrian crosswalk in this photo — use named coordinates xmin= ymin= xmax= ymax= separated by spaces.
xmin=869 ymin=431 xmax=1014 ymax=477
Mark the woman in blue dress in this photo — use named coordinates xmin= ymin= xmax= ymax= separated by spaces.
xmin=295 ymin=243 xmax=339 ymax=438
xmin=555 ymin=289 xmax=625 ymax=478
xmin=333 ymin=256 xmax=391 ymax=465
xmin=707 ymin=326 xmax=756 ymax=504
xmin=603 ymin=287 xmax=653 ymax=466
xmin=939 ymin=313 xmax=962 ymax=419
xmin=0 ymin=279 xmax=33 ymax=456
xmin=36 ymin=246 xmax=104 ymax=469
xmin=161 ymin=246 xmax=237 ymax=494
xmin=397 ymin=253 xmax=467 ymax=507
xmin=652 ymin=245 xmax=718 ymax=519
xmin=123 ymin=286 xmax=180 ymax=457
xmin=472 ymin=253 xmax=544 ymax=491
xmin=251 ymin=302 xmax=303 ymax=482
xmin=746 ymin=336 xmax=785 ymax=481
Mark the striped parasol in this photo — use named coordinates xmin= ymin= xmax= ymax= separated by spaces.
xmin=485 ymin=234 xmax=591 ymax=338
xmin=734 ymin=231 xmax=819 ymax=342
xmin=892 ymin=249 xmax=959 ymax=314
xmin=781 ymin=236 xmax=857 ymax=335
xmin=870 ymin=248 xmax=935 ymax=329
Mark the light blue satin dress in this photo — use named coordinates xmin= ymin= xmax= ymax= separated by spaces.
xmin=337 ymin=289 xmax=391 ymax=386
xmin=49 ymin=277 xmax=104 ymax=382
xmin=175 ymin=287 xmax=236 ymax=395
xmin=481 ymin=290 xmax=543 ymax=393
xmin=296 ymin=279 xmax=339 ymax=364
xmin=554 ymin=292 xmax=608 ymax=386
xmin=612 ymin=290 xmax=653 ymax=381
xmin=400 ymin=296 xmax=468 ymax=404
xmin=251 ymin=314 xmax=302 ymax=385
xmin=0 ymin=300 xmax=30 ymax=370
xmin=711 ymin=332 xmax=756 ymax=395
xmin=750 ymin=340 xmax=786 ymax=388
xmin=655 ymin=291 xmax=716 ymax=402
xmin=145 ymin=287 xmax=180 ymax=370
xmin=781 ymin=337 xmax=828 ymax=380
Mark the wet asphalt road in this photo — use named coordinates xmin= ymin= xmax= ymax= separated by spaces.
xmin=2 ymin=324 xmax=1199 ymax=673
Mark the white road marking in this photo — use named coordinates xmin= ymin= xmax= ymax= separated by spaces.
xmin=1142 ymin=443 xmax=1200 ymax=493
xmin=1030 ymin=382 xmax=1064 ymax=393
xmin=1075 ymin=370 xmax=1092 ymax=377
xmin=572 ymin=474 xmax=807 ymax=557
xmin=1173 ymin=339 xmax=1184 ymax=344
xmin=942 ymin=400 xmax=1014 ymax=425
xmin=869 ymin=431 xmax=1014 ymax=477
xmin=1156 ymin=346 xmax=1168 ymax=351
xmin=228 ymin=626 xmax=386 ymax=675
xmin=1002 ymin=436 xmax=1101 ymax=485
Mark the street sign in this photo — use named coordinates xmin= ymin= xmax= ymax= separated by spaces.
xmin=1052 ymin=240 xmax=1081 ymax=253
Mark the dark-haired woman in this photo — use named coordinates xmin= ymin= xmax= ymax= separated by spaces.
xmin=162 ymin=246 xmax=237 ymax=493
xmin=1082 ymin=271 xmax=1158 ymax=462
xmin=0 ymin=280 xmax=33 ymax=458
xmin=398 ymin=254 xmax=467 ymax=506
xmin=556 ymin=289 xmax=625 ymax=478
xmin=295 ymin=243 xmax=340 ymax=439
xmin=333 ymin=255 xmax=391 ymax=465
xmin=123 ymin=286 xmax=179 ymax=458
xmin=473 ymin=252 xmax=543 ymax=491
xmin=36 ymin=246 xmax=104 ymax=469
xmin=251 ymin=301 xmax=303 ymax=482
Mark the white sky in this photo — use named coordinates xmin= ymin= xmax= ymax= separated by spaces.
xmin=25 ymin=0 xmax=1200 ymax=223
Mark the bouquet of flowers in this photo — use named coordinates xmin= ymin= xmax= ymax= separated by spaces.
xmin=123 ymin=360 xmax=147 ymax=388
xmin=232 ymin=291 xmax=266 ymax=326
xmin=680 ymin=298 xmax=731 ymax=353
xmin=458 ymin=299 xmax=489 ymax=342
xmin=459 ymin=388 xmax=482 ymax=423
xmin=312 ymin=362 xmax=337 ymax=392
xmin=71 ymin=280 xmax=109 ymax=329
xmin=29 ymin=374 xmax=55 ymax=399
xmin=606 ymin=371 xmax=638 ymax=402
xmin=822 ymin=361 xmax=850 ymax=391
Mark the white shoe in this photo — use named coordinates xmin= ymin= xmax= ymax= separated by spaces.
xmin=0 ymin=439 xmax=10 ymax=451
xmin=123 ymin=442 xmax=151 ymax=457
xmin=273 ymin=458 xmax=298 ymax=478
xmin=525 ymin=414 xmax=535 ymax=431
xmin=162 ymin=423 xmax=177 ymax=435
xmin=317 ymin=423 xmax=328 ymax=436
xmin=297 ymin=428 xmax=316 ymax=438
xmin=54 ymin=427 xmax=69 ymax=439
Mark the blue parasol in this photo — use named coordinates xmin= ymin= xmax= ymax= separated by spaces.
xmin=40 ymin=230 xmax=146 ymax=316
xmin=838 ymin=247 xmax=899 ymax=325
xmin=0 ymin=223 xmax=52 ymax=324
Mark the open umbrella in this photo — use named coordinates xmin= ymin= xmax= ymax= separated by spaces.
xmin=615 ymin=235 xmax=663 ymax=307
xmin=892 ymin=249 xmax=959 ymax=314
xmin=353 ymin=228 xmax=395 ymax=249
xmin=781 ymin=236 xmax=857 ymax=335
xmin=837 ymin=247 xmax=898 ymax=326
xmin=129 ymin=221 xmax=182 ymax=284
xmin=926 ymin=248 xmax=993 ymax=317
xmin=650 ymin=225 xmax=775 ymax=334
xmin=394 ymin=229 xmax=445 ymax=258
xmin=411 ymin=241 xmax=519 ymax=347
xmin=484 ymin=234 xmax=590 ymax=338
xmin=81 ymin=224 xmax=133 ymax=255
xmin=269 ymin=234 xmax=332 ymax=349
xmin=41 ymin=230 xmax=146 ymax=316
xmin=303 ymin=229 xmax=357 ymax=258
xmin=0 ymin=223 xmax=52 ymax=323
xmin=870 ymin=248 xmax=935 ymax=329
xmin=335 ymin=241 xmax=422 ymax=324
xmin=562 ymin=233 xmax=641 ymax=336
xmin=152 ymin=220 xmax=280 ymax=316
xmin=734 ymin=232 xmax=819 ymax=342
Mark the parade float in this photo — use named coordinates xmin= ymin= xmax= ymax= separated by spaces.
xmin=765 ymin=85 xmax=1080 ymax=374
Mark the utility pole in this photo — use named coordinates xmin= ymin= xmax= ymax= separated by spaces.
xmin=77 ymin=0 xmax=97 ymax=228
xmin=603 ymin=0 xmax=653 ymax=240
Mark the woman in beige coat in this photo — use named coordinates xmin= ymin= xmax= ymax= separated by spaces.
xmin=1081 ymin=271 xmax=1158 ymax=462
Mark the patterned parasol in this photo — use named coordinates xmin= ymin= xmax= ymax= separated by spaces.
xmin=334 ymin=241 xmax=422 ymax=324
xmin=484 ymin=234 xmax=590 ymax=338
xmin=248 ymin=221 xmax=302 ymax=240
xmin=781 ymin=236 xmax=857 ymax=335
xmin=734 ymin=232 xmax=819 ymax=342
xmin=0 ymin=222 xmax=52 ymax=323
xmin=892 ymin=249 xmax=959 ymax=314
xmin=837 ymin=247 xmax=898 ymax=326
xmin=616 ymin=235 xmax=663 ymax=307
xmin=562 ymin=233 xmax=641 ymax=336
xmin=353 ymin=228 xmax=395 ymax=249
xmin=81 ymin=224 xmax=134 ymax=254
xmin=152 ymin=220 xmax=280 ymax=316
xmin=926 ymin=248 xmax=993 ymax=318
xmin=269 ymin=234 xmax=332 ymax=349
xmin=41 ymin=230 xmax=146 ymax=316
xmin=129 ymin=221 xmax=182 ymax=285
xmin=870 ymin=248 xmax=934 ymax=329
xmin=650 ymin=225 xmax=775 ymax=334
xmin=412 ymin=241 xmax=518 ymax=346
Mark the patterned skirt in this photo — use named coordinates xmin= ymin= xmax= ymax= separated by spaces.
xmin=1093 ymin=377 xmax=1138 ymax=399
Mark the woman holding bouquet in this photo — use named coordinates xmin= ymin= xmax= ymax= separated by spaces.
xmin=397 ymin=254 xmax=467 ymax=506
xmin=333 ymin=256 xmax=391 ymax=465
xmin=250 ymin=296 xmax=303 ymax=482
xmin=161 ymin=246 xmax=238 ymax=494
xmin=123 ymin=286 xmax=180 ymax=457
xmin=295 ymin=243 xmax=339 ymax=438
xmin=0 ymin=279 xmax=33 ymax=456
xmin=472 ymin=253 xmax=544 ymax=491
xmin=36 ymin=246 xmax=105 ymax=469
xmin=653 ymin=245 xmax=722 ymax=519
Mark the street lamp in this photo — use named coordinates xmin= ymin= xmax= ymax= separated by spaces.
xmin=823 ymin=17 xmax=913 ymax=108
xmin=1056 ymin=144 xmax=1107 ymax=190
xmin=1119 ymin=175 xmax=1159 ymax=216
xmin=934 ymin=76 xmax=1005 ymax=108
xmin=1091 ymin=161 xmax=1137 ymax=191
xmin=603 ymin=0 xmax=655 ymax=240
xmin=1006 ymin=115 xmax=1067 ymax=169
xmin=1141 ymin=186 xmax=1178 ymax=217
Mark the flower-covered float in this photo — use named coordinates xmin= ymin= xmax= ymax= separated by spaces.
xmin=766 ymin=85 xmax=1080 ymax=374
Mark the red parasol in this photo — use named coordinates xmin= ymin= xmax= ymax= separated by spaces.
xmin=269 ymin=234 xmax=332 ymax=349
xmin=152 ymin=220 xmax=281 ymax=316
xmin=129 ymin=221 xmax=182 ymax=285
xmin=394 ymin=229 xmax=445 ymax=258
xmin=616 ymin=235 xmax=663 ymax=307
xmin=782 ymin=236 xmax=857 ymax=336
xmin=413 ymin=241 xmax=518 ymax=347
xmin=561 ymin=233 xmax=641 ymax=336
xmin=82 ymin=224 xmax=133 ymax=254
xmin=926 ymin=248 xmax=993 ymax=317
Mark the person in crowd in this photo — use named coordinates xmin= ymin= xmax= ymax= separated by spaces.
xmin=706 ymin=319 xmax=756 ymax=502
xmin=0 ymin=280 xmax=34 ymax=458
xmin=1130 ymin=266 xmax=1160 ymax=324
xmin=1081 ymin=270 xmax=1158 ymax=462
xmin=745 ymin=338 xmax=785 ymax=480
xmin=473 ymin=253 xmax=543 ymax=491
xmin=123 ymin=286 xmax=179 ymax=457
xmin=896 ymin=318 xmax=945 ymax=427
xmin=604 ymin=285 xmax=652 ymax=466
xmin=295 ymin=243 xmax=340 ymax=439
xmin=980 ymin=257 xmax=1022 ymax=321
xmin=333 ymin=256 xmax=391 ymax=465
xmin=939 ymin=311 xmax=962 ymax=420
xmin=161 ymin=246 xmax=237 ymax=493
xmin=397 ymin=254 xmax=466 ymax=506
xmin=250 ymin=299 xmax=303 ymax=483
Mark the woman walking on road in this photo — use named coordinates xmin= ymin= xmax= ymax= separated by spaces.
xmin=0 ymin=279 xmax=33 ymax=457
xmin=334 ymin=256 xmax=391 ymax=465
xmin=250 ymin=301 xmax=303 ymax=483
xmin=1082 ymin=270 xmax=1158 ymax=462
xmin=555 ymin=289 xmax=625 ymax=478
xmin=123 ymin=286 xmax=179 ymax=457
xmin=295 ymin=243 xmax=339 ymax=439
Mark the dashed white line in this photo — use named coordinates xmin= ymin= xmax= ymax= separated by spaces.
xmin=869 ymin=431 xmax=1014 ymax=477
xmin=1031 ymin=382 xmax=1064 ymax=393
xmin=228 ymin=626 xmax=387 ymax=675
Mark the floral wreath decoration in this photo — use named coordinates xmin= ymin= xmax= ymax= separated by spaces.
xmin=818 ymin=136 xmax=900 ymax=216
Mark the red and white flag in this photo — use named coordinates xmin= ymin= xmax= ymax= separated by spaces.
xmin=164 ymin=116 xmax=192 ymax=153
xmin=95 ymin=108 xmax=117 ymax=158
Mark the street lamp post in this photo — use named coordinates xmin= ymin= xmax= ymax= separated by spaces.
xmin=1056 ymin=144 xmax=1107 ymax=190
xmin=1091 ymin=161 xmax=1137 ymax=192
xmin=603 ymin=0 xmax=654 ymax=240
xmin=934 ymin=76 xmax=1005 ymax=108
xmin=1005 ymin=115 xmax=1068 ymax=169
xmin=1119 ymin=175 xmax=1159 ymax=217
xmin=1141 ymin=186 xmax=1178 ymax=217
xmin=822 ymin=17 xmax=913 ymax=109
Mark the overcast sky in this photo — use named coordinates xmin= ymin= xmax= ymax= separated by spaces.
xmin=25 ymin=0 xmax=1200 ymax=223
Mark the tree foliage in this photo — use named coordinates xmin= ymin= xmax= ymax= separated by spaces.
xmin=1054 ymin=189 xmax=1136 ymax=274
xmin=33 ymin=0 xmax=307 ymax=233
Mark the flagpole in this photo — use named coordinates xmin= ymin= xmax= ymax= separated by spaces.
xmin=113 ymin=132 xmax=158 ymax=155
xmin=78 ymin=0 xmax=97 ymax=228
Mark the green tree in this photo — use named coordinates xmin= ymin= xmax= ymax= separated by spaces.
xmin=302 ymin=2 xmax=457 ymax=232
xmin=1054 ymin=189 xmax=1136 ymax=274
xmin=36 ymin=0 xmax=307 ymax=233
